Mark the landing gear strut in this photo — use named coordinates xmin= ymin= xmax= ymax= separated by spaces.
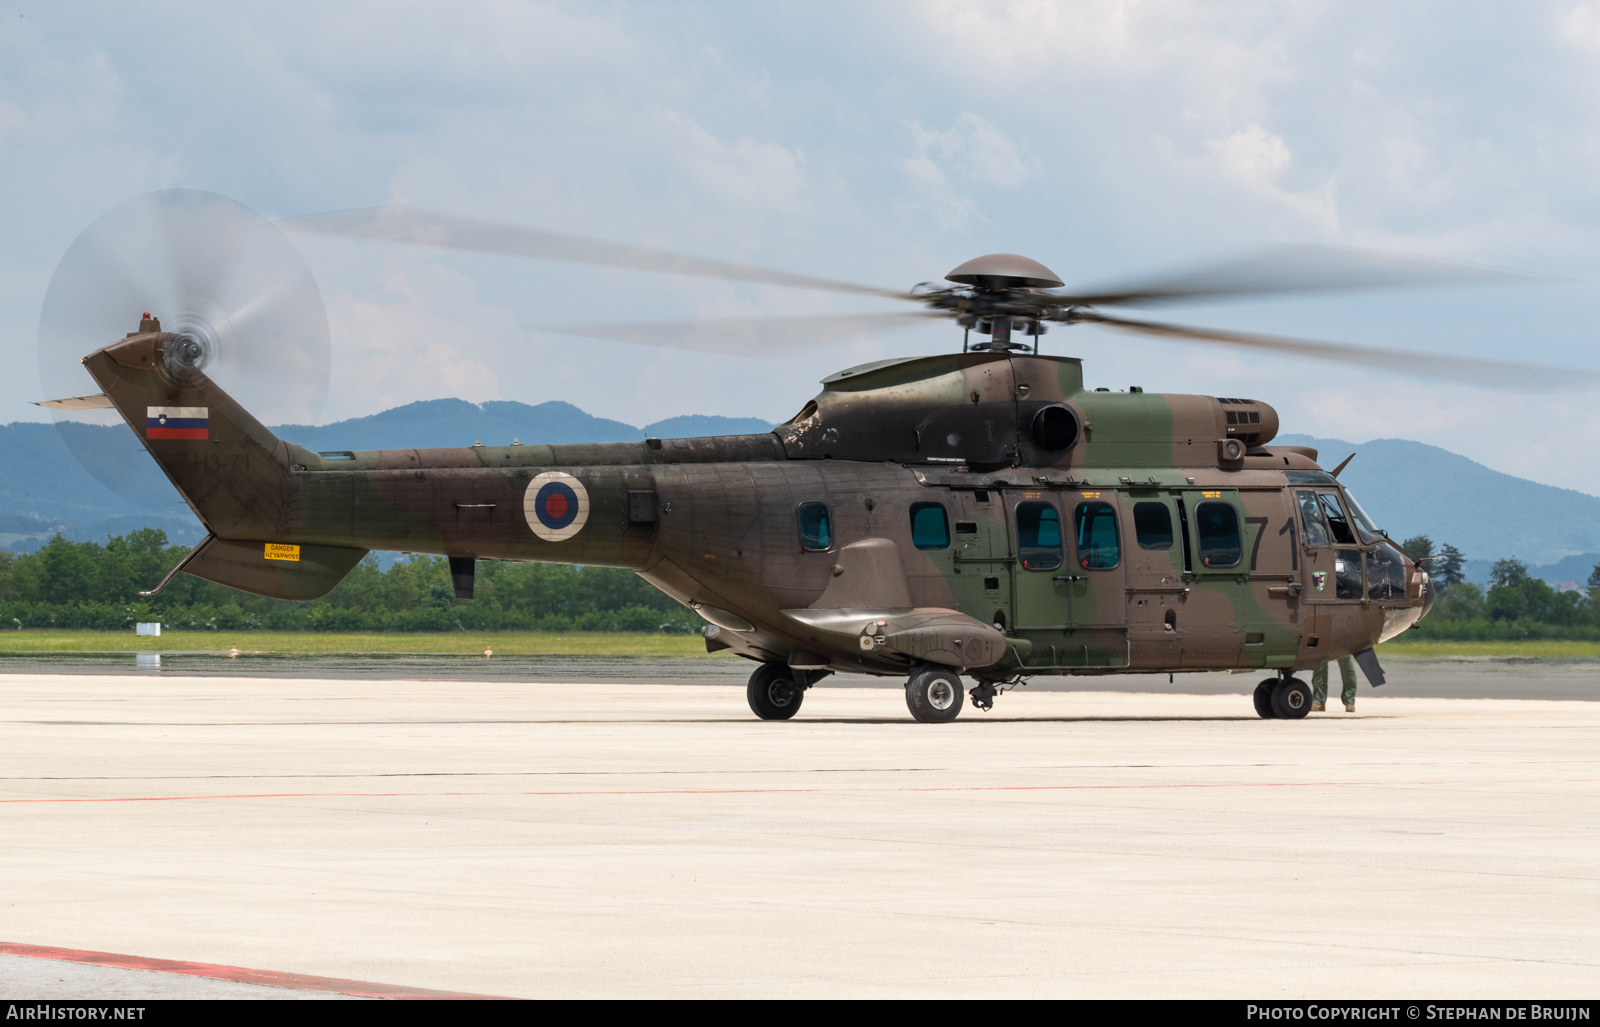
xmin=1254 ymin=672 xmax=1312 ymax=720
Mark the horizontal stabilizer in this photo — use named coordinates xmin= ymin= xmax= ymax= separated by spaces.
xmin=35 ymin=393 xmax=115 ymax=410
xmin=144 ymin=534 xmax=367 ymax=601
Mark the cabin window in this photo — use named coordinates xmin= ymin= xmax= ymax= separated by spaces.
xmin=1074 ymin=501 xmax=1121 ymax=569
xmin=797 ymin=502 xmax=832 ymax=551
xmin=1195 ymin=501 xmax=1242 ymax=567
xmin=1334 ymin=549 xmax=1364 ymax=600
xmin=909 ymin=502 xmax=950 ymax=550
xmin=1133 ymin=501 xmax=1174 ymax=550
xmin=1296 ymin=491 xmax=1331 ymax=546
xmin=1015 ymin=501 xmax=1063 ymax=571
xmin=1316 ymin=492 xmax=1358 ymax=545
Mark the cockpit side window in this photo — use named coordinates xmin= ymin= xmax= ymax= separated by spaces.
xmin=1316 ymin=492 xmax=1358 ymax=545
xmin=1296 ymin=491 xmax=1331 ymax=546
xmin=1367 ymin=541 xmax=1408 ymax=601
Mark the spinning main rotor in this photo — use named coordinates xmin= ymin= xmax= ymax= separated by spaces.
xmin=280 ymin=205 xmax=1590 ymax=389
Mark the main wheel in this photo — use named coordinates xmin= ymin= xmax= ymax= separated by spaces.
xmin=1253 ymin=679 xmax=1278 ymax=719
xmin=906 ymin=665 xmax=964 ymax=723
xmin=1271 ymin=677 xmax=1312 ymax=720
xmin=747 ymin=663 xmax=804 ymax=720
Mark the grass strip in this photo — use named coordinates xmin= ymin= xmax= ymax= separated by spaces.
xmin=1380 ymin=639 xmax=1600 ymax=659
xmin=0 ymin=630 xmax=718 ymax=657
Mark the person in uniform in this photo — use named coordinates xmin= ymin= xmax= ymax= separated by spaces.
xmin=1311 ymin=656 xmax=1358 ymax=713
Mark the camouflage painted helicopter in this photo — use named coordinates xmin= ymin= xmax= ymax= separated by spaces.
xmin=38 ymin=192 xmax=1594 ymax=723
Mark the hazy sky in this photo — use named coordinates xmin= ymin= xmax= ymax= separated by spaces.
xmin=8 ymin=2 xmax=1600 ymax=492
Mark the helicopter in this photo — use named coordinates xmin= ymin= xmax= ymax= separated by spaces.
xmin=35 ymin=191 xmax=1599 ymax=723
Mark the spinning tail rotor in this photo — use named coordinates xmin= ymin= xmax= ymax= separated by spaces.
xmin=37 ymin=190 xmax=331 ymax=506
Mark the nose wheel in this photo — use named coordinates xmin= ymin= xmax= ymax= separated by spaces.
xmin=1254 ymin=675 xmax=1311 ymax=719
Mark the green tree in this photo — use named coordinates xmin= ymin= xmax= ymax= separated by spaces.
xmin=1432 ymin=544 xmax=1466 ymax=588
xmin=1433 ymin=582 xmax=1485 ymax=621
xmin=1401 ymin=535 xmax=1434 ymax=564
xmin=35 ymin=535 xmax=98 ymax=605
xmin=1490 ymin=557 xmax=1528 ymax=589
xmin=1486 ymin=584 xmax=1525 ymax=621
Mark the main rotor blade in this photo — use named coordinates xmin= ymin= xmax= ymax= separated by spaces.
xmin=529 ymin=311 xmax=942 ymax=357
xmin=281 ymin=207 xmax=913 ymax=301
xmin=1053 ymin=244 xmax=1557 ymax=309
xmin=1074 ymin=310 xmax=1600 ymax=391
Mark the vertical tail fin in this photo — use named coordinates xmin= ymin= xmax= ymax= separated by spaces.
xmin=83 ymin=329 xmax=294 ymax=538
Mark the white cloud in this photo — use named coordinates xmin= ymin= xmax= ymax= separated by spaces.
xmin=898 ymin=113 xmax=1036 ymax=230
xmin=1205 ymin=123 xmax=1291 ymax=188
xmin=323 ymin=263 xmax=508 ymax=419
xmin=652 ymin=111 xmax=810 ymax=213
xmin=1196 ymin=122 xmax=1339 ymax=231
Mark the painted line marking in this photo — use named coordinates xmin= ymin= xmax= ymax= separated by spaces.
xmin=0 ymin=942 xmax=506 ymax=999
xmin=0 ymin=778 xmax=1547 ymax=806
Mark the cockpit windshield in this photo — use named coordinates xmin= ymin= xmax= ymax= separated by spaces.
xmin=1340 ymin=488 xmax=1384 ymax=544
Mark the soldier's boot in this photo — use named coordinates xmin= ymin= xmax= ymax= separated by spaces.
xmin=1311 ymin=702 xmax=1325 ymax=712
xmin=1344 ymin=703 xmax=1356 ymax=713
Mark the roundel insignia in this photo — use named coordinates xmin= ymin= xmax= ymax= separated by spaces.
xmin=525 ymin=471 xmax=590 ymax=542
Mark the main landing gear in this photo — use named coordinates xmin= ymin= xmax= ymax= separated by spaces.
xmin=747 ymin=663 xmax=806 ymax=720
xmin=905 ymin=664 xmax=965 ymax=723
xmin=1254 ymin=671 xmax=1312 ymax=720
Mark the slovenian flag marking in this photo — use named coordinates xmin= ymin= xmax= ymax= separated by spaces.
xmin=146 ymin=406 xmax=208 ymax=440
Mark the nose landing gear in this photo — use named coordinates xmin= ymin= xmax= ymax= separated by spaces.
xmin=1254 ymin=672 xmax=1312 ymax=719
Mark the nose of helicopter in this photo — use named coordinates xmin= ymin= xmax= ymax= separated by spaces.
xmin=1417 ymin=565 xmax=1437 ymax=622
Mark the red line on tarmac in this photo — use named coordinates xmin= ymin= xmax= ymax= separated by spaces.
xmin=0 ymin=780 xmax=1391 ymax=805
xmin=0 ymin=942 xmax=504 ymax=999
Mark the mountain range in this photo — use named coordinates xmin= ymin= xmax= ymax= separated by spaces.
xmin=3 ymin=405 xmax=1595 ymax=585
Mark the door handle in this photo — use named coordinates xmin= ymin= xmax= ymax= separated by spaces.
xmin=1053 ymin=574 xmax=1087 ymax=582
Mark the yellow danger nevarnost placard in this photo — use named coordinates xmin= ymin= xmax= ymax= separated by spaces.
xmin=264 ymin=543 xmax=301 ymax=562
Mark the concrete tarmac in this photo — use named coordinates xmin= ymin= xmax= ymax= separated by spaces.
xmin=1 ymin=669 xmax=1598 ymax=998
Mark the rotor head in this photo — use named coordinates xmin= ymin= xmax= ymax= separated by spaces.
xmin=945 ymin=253 xmax=1065 ymax=290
